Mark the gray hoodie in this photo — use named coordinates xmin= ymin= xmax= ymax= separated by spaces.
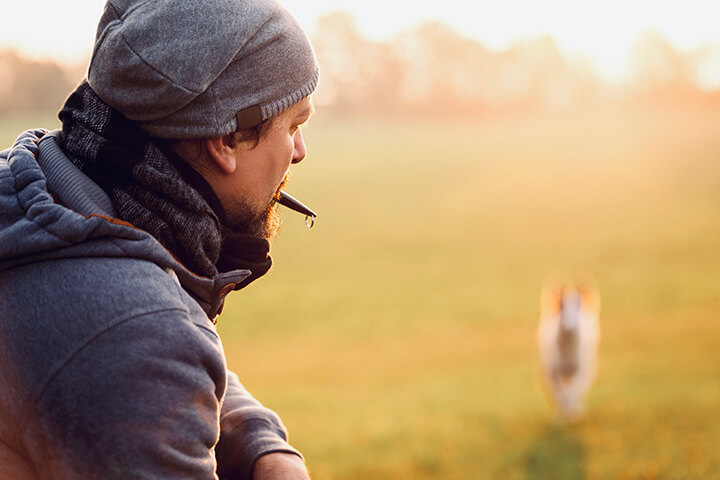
xmin=0 ymin=129 xmax=301 ymax=479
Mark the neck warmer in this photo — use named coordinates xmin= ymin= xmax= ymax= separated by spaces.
xmin=58 ymin=81 xmax=271 ymax=287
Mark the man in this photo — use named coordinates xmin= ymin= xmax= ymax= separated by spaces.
xmin=0 ymin=0 xmax=318 ymax=478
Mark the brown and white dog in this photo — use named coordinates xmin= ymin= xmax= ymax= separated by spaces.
xmin=537 ymin=283 xmax=601 ymax=423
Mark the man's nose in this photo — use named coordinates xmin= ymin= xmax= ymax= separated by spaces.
xmin=291 ymin=129 xmax=306 ymax=164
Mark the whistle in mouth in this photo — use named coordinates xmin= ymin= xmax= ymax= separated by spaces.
xmin=277 ymin=191 xmax=317 ymax=228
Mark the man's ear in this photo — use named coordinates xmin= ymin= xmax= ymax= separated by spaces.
xmin=204 ymin=136 xmax=237 ymax=175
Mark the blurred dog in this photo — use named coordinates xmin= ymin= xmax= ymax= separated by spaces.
xmin=537 ymin=283 xmax=601 ymax=423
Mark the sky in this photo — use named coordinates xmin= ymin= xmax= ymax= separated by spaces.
xmin=1 ymin=1 xmax=719 ymax=82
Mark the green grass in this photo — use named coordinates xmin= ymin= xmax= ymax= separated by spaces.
xmin=4 ymin=106 xmax=719 ymax=478
xmin=0 ymin=111 xmax=60 ymax=146
xmin=219 ymin=106 xmax=720 ymax=479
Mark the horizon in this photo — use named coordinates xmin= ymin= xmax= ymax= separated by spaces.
xmin=1 ymin=1 xmax=719 ymax=84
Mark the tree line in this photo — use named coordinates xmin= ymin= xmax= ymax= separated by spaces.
xmin=2 ymin=12 xmax=719 ymax=115
xmin=310 ymin=13 xmax=720 ymax=116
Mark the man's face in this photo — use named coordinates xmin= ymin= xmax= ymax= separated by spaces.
xmin=223 ymin=97 xmax=313 ymax=238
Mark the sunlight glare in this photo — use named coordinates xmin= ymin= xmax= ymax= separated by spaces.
xmin=1 ymin=0 xmax=719 ymax=83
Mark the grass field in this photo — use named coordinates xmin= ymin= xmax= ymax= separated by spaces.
xmin=3 ymin=105 xmax=719 ymax=479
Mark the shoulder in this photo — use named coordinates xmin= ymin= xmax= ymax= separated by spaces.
xmin=10 ymin=255 xmax=201 ymax=324
xmin=0 ymin=255 xmax=222 ymax=402
xmin=14 ymin=266 xmax=228 ymax=479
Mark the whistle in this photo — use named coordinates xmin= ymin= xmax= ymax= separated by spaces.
xmin=277 ymin=191 xmax=317 ymax=228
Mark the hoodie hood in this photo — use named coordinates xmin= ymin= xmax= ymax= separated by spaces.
xmin=0 ymin=129 xmax=249 ymax=318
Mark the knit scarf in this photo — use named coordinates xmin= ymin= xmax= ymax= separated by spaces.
xmin=58 ymin=81 xmax=272 ymax=288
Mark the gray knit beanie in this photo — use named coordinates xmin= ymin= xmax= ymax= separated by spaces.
xmin=87 ymin=0 xmax=319 ymax=139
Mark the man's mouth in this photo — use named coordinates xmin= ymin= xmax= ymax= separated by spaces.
xmin=272 ymin=174 xmax=290 ymax=204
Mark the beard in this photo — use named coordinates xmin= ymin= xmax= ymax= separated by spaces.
xmin=224 ymin=175 xmax=288 ymax=240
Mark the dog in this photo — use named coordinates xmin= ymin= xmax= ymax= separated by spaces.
xmin=537 ymin=283 xmax=601 ymax=423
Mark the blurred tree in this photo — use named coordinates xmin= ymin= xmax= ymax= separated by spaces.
xmin=690 ymin=45 xmax=720 ymax=93
xmin=311 ymin=14 xmax=613 ymax=117
xmin=503 ymin=36 xmax=604 ymax=110
xmin=311 ymin=12 xmax=405 ymax=115
xmin=628 ymin=30 xmax=701 ymax=105
xmin=0 ymin=50 xmax=74 ymax=113
xmin=393 ymin=21 xmax=495 ymax=114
